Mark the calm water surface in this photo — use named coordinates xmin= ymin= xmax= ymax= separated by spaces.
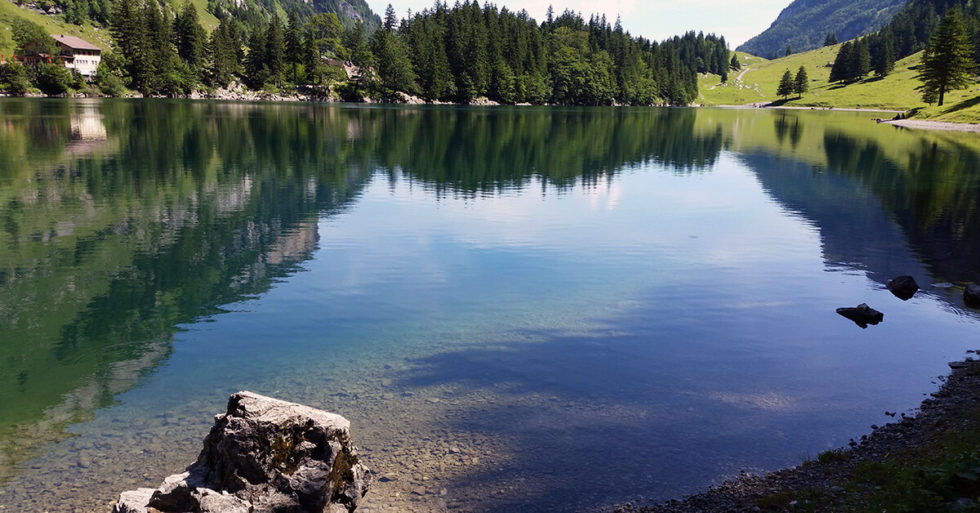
xmin=1 ymin=100 xmax=980 ymax=512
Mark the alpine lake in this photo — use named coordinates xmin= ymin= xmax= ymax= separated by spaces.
xmin=1 ymin=99 xmax=980 ymax=513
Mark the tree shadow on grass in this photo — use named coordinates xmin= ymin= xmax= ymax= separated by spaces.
xmin=941 ymin=95 xmax=980 ymax=116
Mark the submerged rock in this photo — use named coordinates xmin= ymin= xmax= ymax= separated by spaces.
xmin=886 ymin=276 xmax=919 ymax=300
xmin=112 ymin=391 xmax=371 ymax=513
xmin=836 ymin=303 xmax=884 ymax=328
xmin=965 ymin=285 xmax=980 ymax=308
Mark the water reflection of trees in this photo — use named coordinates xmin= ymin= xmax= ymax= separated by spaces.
xmin=773 ymin=111 xmax=803 ymax=149
xmin=0 ymin=100 xmax=373 ymax=482
xmin=361 ymin=106 xmax=725 ymax=195
xmin=823 ymin=130 xmax=980 ymax=283
xmin=2 ymin=100 xmax=980 ymax=484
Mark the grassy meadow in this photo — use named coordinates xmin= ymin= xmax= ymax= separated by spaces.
xmin=700 ymin=44 xmax=980 ymax=123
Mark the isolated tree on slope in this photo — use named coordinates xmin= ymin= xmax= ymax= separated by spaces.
xmin=730 ymin=54 xmax=740 ymax=71
xmin=777 ymin=69 xmax=794 ymax=98
xmin=916 ymin=7 xmax=974 ymax=106
xmin=793 ymin=66 xmax=808 ymax=98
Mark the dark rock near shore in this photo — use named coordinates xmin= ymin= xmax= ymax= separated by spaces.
xmin=886 ymin=275 xmax=919 ymax=300
xmin=836 ymin=303 xmax=884 ymax=328
xmin=965 ymin=285 xmax=980 ymax=308
xmin=112 ymin=391 xmax=371 ymax=513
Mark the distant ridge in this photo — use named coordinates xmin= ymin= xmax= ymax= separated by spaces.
xmin=737 ymin=0 xmax=905 ymax=58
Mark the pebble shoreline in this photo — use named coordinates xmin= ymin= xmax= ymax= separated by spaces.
xmin=612 ymin=357 xmax=980 ymax=513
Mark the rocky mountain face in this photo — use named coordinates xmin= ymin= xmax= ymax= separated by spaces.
xmin=737 ymin=0 xmax=905 ymax=58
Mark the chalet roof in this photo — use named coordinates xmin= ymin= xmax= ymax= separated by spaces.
xmin=51 ymin=34 xmax=101 ymax=52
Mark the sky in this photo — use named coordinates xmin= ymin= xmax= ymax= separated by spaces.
xmin=366 ymin=0 xmax=790 ymax=48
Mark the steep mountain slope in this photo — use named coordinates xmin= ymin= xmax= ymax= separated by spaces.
xmin=210 ymin=0 xmax=379 ymax=32
xmin=737 ymin=0 xmax=906 ymax=58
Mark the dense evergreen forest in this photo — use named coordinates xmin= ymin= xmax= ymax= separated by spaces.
xmin=381 ymin=4 xmax=731 ymax=105
xmin=829 ymin=0 xmax=980 ymax=83
xmin=0 ymin=1 xmax=732 ymax=106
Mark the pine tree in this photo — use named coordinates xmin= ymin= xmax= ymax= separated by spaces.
xmin=342 ymin=21 xmax=373 ymax=70
xmin=785 ymin=44 xmax=792 ymax=56
xmin=207 ymin=20 xmax=238 ymax=87
xmin=793 ymin=65 xmax=808 ymax=98
xmin=245 ymin=25 xmax=268 ymax=89
xmin=265 ymin=16 xmax=285 ymax=87
xmin=730 ymin=54 xmax=740 ymax=71
xmin=110 ymin=0 xmax=145 ymax=87
xmin=143 ymin=0 xmax=176 ymax=94
xmin=848 ymin=38 xmax=871 ymax=80
xmin=871 ymin=32 xmax=896 ymax=77
xmin=174 ymin=2 xmax=205 ymax=76
xmin=824 ymin=33 xmax=838 ymax=46
xmin=371 ymin=5 xmax=418 ymax=98
xmin=829 ymin=41 xmax=851 ymax=83
xmin=406 ymin=14 xmax=452 ymax=101
xmin=302 ymin=30 xmax=320 ymax=95
xmin=777 ymin=69 xmax=793 ymax=98
xmin=285 ymin=11 xmax=302 ymax=84
xmin=916 ymin=7 xmax=974 ymax=106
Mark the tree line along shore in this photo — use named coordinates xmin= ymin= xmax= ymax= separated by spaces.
xmin=0 ymin=2 xmax=731 ymax=106
xmin=0 ymin=0 xmax=977 ymax=117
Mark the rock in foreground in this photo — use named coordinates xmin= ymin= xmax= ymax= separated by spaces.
xmin=113 ymin=391 xmax=371 ymax=513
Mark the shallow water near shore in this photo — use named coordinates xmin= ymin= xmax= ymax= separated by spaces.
xmin=1 ymin=99 xmax=980 ymax=512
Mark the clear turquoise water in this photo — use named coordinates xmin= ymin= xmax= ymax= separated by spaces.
xmin=1 ymin=100 xmax=979 ymax=512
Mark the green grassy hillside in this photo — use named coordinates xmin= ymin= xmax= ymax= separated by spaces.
xmin=0 ymin=0 xmax=219 ymax=57
xmin=1 ymin=0 xmax=110 ymax=56
xmin=700 ymin=45 xmax=980 ymax=123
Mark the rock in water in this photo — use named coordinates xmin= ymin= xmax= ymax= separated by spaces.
xmin=836 ymin=303 xmax=884 ymax=329
xmin=113 ymin=391 xmax=371 ymax=513
xmin=886 ymin=275 xmax=919 ymax=300
xmin=965 ymin=285 xmax=980 ymax=308
xmin=114 ymin=489 xmax=156 ymax=513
